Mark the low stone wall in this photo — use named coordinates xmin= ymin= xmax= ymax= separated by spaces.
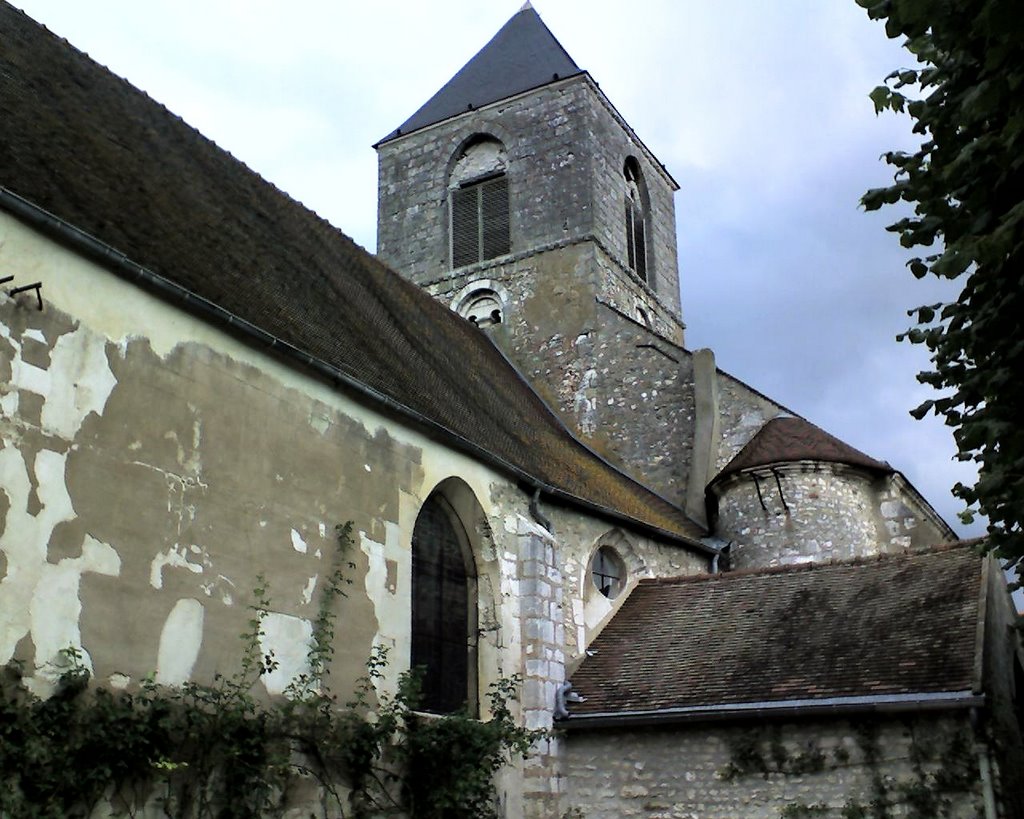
xmin=565 ymin=714 xmax=984 ymax=818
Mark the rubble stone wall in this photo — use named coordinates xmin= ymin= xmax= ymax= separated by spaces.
xmin=565 ymin=714 xmax=984 ymax=819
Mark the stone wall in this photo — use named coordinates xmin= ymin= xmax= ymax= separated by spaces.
xmin=402 ymin=242 xmax=693 ymax=508
xmin=713 ymin=370 xmax=788 ymax=474
xmin=376 ymin=75 xmax=680 ymax=318
xmin=715 ymin=464 xmax=885 ymax=569
xmin=565 ymin=714 xmax=985 ymax=818
xmin=713 ymin=463 xmax=955 ymax=570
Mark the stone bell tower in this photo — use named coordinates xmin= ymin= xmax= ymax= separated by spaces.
xmin=375 ymin=3 xmax=698 ymax=507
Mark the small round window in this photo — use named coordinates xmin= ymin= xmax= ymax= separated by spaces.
xmin=591 ymin=546 xmax=626 ymax=599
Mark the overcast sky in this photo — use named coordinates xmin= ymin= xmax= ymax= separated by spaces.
xmin=12 ymin=0 xmax=985 ymax=543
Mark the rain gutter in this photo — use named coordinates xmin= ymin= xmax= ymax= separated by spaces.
xmin=562 ymin=691 xmax=984 ymax=730
xmin=0 ymin=186 xmax=710 ymax=552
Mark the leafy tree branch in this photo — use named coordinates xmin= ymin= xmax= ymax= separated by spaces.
xmin=857 ymin=0 xmax=1024 ymax=572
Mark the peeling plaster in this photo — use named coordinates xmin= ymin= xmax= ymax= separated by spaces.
xmin=360 ymin=522 xmax=405 ymax=642
xmin=156 ymin=598 xmax=205 ymax=685
xmin=150 ymin=543 xmax=207 ymax=589
xmin=0 ymin=322 xmax=121 ymax=690
xmin=301 ymin=574 xmax=318 ymax=605
xmin=259 ymin=612 xmax=313 ymax=696
xmin=108 ymin=672 xmax=131 ymax=689
xmin=360 ymin=520 xmax=408 ymax=703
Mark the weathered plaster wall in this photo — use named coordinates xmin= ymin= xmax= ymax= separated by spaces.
xmin=566 ymin=715 xmax=984 ymax=818
xmin=0 ymin=211 xmax=710 ymax=819
xmin=0 ymin=213 xmax=525 ymax=712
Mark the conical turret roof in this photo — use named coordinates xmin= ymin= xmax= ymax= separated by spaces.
xmin=376 ymin=3 xmax=583 ymax=145
xmin=711 ymin=416 xmax=892 ymax=485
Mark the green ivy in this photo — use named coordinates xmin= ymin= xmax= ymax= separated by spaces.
xmin=0 ymin=523 xmax=541 ymax=817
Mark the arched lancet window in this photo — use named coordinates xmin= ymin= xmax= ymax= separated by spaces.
xmin=624 ymin=158 xmax=649 ymax=284
xmin=411 ymin=494 xmax=478 ymax=714
xmin=450 ymin=137 xmax=510 ymax=268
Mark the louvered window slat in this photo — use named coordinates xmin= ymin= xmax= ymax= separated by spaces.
xmin=633 ymin=211 xmax=647 ymax=282
xmin=451 ymin=174 xmax=509 ymax=268
xmin=451 ymin=187 xmax=479 ymax=269
xmin=481 ymin=176 xmax=510 ymax=260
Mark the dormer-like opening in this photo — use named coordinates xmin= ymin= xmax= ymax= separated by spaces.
xmin=449 ymin=136 xmax=510 ymax=269
xmin=623 ymin=157 xmax=650 ymax=286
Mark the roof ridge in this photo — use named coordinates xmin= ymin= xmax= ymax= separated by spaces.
xmin=637 ymin=541 xmax=981 ymax=586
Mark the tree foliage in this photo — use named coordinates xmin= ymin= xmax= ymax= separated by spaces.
xmin=857 ymin=0 xmax=1024 ymax=571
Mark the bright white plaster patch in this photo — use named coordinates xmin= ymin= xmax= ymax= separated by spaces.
xmin=150 ymin=543 xmax=205 ymax=589
xmin=318 ymin=522 xmax=326 ymax=538
xmin=258 ymin=612 xmax=313 ymax=696
xmin=0 ymin=440 xmax=120 ymax=689
xmin=23 ymin=328 xmax=46 ymax=344
xmin=290 ymin=528 xmax=308 ymax=554
xmin=301 ymin=574 xmax=318 ymax=605
xmin=360 ymin=522 xmax=406 ymax=702
xmin=39 ymin=326 xmax=117 ymax=440
xmin=108 ymin=673 xmax=131 ymax=690
xmin=156 ymin=598 xmax=205 ymax=685
xmin=30 ymin=535 xmax=120 ymax=674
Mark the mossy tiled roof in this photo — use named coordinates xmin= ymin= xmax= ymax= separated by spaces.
xmin=713 ymin=416 xmax=892 ymax=485
xmin=570 ymin=545 xmax=982 ymax=715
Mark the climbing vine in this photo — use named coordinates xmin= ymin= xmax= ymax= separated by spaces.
xmin=0 ymin=523 xmax=540 ymax=818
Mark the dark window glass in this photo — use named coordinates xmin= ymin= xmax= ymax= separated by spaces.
xmin=624 ymin=160 xmax=649 ymax=284
xmin=591 ymin=546 xmax=626 ymax=599
xmin=411 ymin=496 xmax=472 ymax=714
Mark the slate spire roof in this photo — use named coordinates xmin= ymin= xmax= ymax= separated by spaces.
xmin=376 ymin=4 xmax=583 ymax=145
xmin=569 ymin=545 xmax=983 ymax=719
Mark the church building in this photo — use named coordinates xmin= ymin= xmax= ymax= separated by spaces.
xmin=1 ymin=2 xmax=1022 ymax=816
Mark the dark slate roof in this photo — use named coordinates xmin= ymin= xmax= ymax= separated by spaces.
xmin=570 ymin=546 xmax=982 ymax=715
xmin=712 ymin=416 xmax=892 ymax=485
xmin=0 ymin=3 xmax=703 ymax=544
xmin=376 ymin=3 xmax=583 ymax=145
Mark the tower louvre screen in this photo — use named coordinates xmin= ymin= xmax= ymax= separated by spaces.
xmin=451 ymin=175 xmax=509 ymax=267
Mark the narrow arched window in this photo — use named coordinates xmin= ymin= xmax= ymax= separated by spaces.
xmin=450 ymin=137 xmax=510 ymax=268
xmin=411 ymin=494 xmax=477 ymax=714
xmin=624 ymin=158 xmax=648 ymax=284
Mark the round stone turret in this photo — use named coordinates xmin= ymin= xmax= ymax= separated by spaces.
xmin=707 ymin=416 xmax=914 ymax=570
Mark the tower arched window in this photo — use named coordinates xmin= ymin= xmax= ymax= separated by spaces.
xmin=411 ymin=493 xmax=478 ymax=714
xmin=449 ymin=137 xmax=510 ymax=268
xmin=624 ymin=158 xmax=649 ymax=284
